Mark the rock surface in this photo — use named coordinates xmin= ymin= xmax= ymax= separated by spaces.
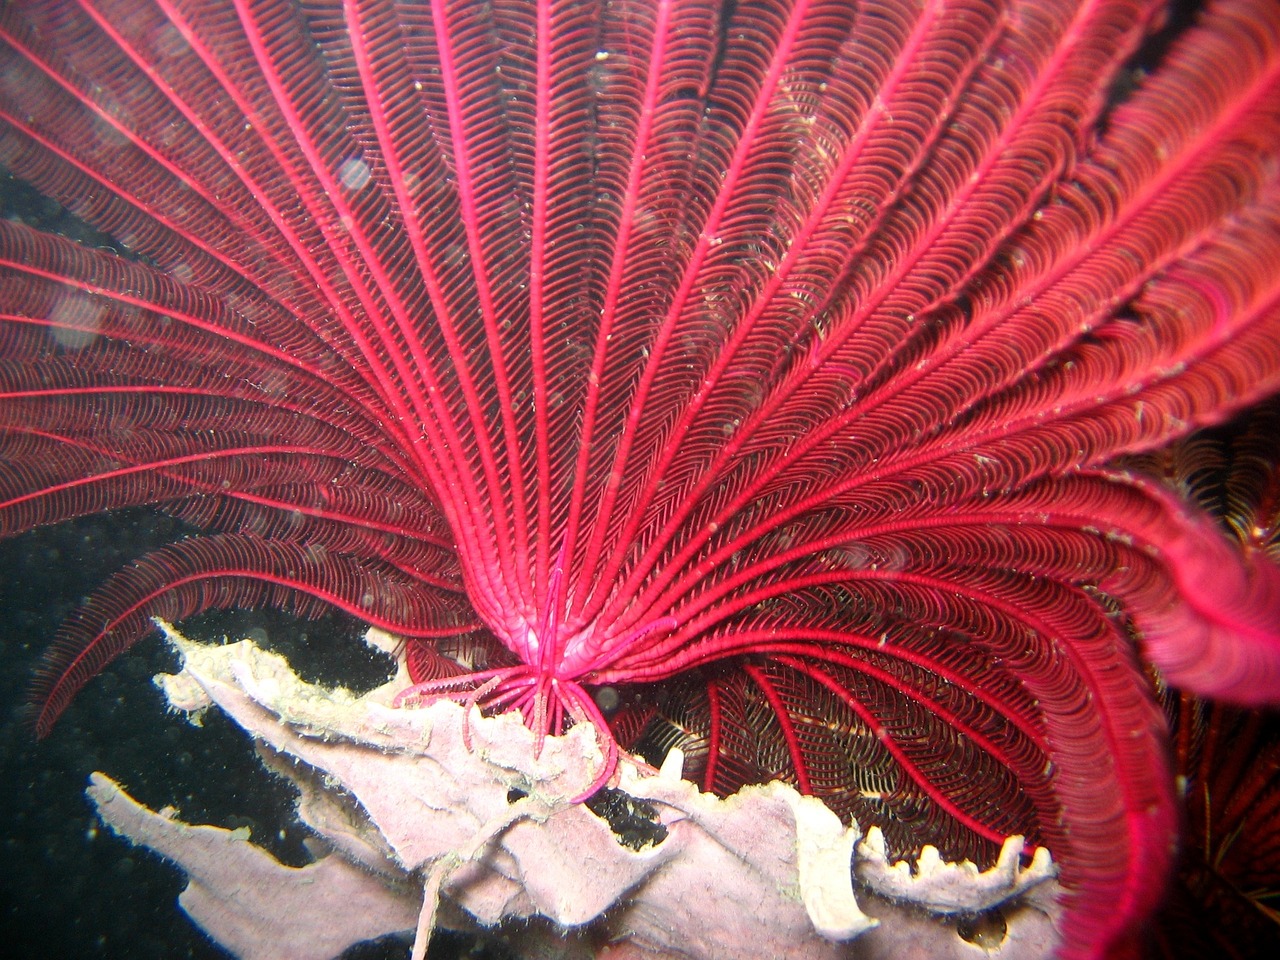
xmin=88 ymin=625 xmax=1062 ymax=959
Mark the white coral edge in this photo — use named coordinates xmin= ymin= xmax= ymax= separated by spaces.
xmin=85 ymin=624 xmax=1062 ymax=960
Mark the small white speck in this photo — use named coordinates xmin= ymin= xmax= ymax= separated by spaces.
xmin=339 ymin=157 xmax=371 ymax=191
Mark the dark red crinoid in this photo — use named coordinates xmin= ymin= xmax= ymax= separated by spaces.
xmin=1127 ymin=403 xmax=1280 ymax=958
xmin=2 ymin=1 xmax=1280 ymax=957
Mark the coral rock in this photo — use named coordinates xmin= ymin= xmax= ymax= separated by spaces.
xmin=89 ymin=627 xmax=1061 ymax=959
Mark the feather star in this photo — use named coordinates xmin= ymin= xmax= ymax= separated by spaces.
xmin=1 ymin=1 xmax=1279 ymax=958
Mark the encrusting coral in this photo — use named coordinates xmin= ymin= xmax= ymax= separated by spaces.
xmin=88 ymin=624 xmax=1060 ymax=960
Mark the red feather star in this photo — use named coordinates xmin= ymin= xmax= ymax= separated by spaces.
xmin=2 ymin=1 xmax=1280 ymax=957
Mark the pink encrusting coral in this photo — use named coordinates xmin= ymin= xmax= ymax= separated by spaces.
xmin=88 ymin=626 xmax=1066 ymax=960
xmin=1 ymin=1 xmax=1279 ymax=957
